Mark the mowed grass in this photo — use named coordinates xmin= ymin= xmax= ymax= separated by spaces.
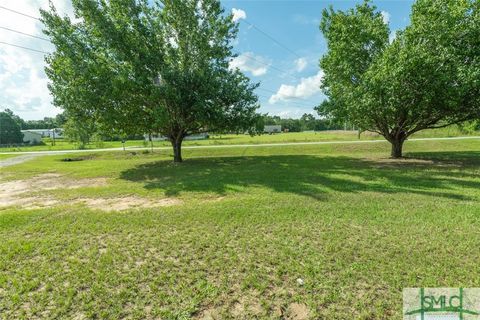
xmin=0 ymin=154 xmax=19 ymax=160
xmin=1 ymin=139 xmax=480 ymax=319
xmin=1 ymin=125 xmax=477 ymax=152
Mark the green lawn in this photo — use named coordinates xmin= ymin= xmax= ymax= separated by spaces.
xmin=1 ymin=138 xmax=480 ymax=319
xmin=0 ymin=154 xmax=19 ymax=160
xmin=1 ymin=126 xmax=477 ymax=153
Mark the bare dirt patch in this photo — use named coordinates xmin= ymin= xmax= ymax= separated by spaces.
xmin=75 ymin=196 xmax=181 ymax=211
xmin=230 ymin=297 xmax=263 ymax=317
xmin=0 ymin=174 xmax=180 ymax=211
xmin=0 ymin=173 xmax=107 ymax=196
xmin=4 ymin=196 xmax=61 ymax=209
xmin=196 ymin=306 xmax=222 ymax=320
xmin=0 ymin=174 xmax=106 ymax=210
xmin=286 ymin=303 xmax=310 ymax=320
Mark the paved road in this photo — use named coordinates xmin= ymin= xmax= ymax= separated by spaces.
xmin=0 ymin=136 xmax=479 ymax=166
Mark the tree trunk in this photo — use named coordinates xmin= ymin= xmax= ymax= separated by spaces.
xmin=149 ymin=133 xmax=154 ymax=153
xmin=171 ymin=137 xmax=183 ymax=163
xmin=390 ymin=138 xmax=405 ymax=158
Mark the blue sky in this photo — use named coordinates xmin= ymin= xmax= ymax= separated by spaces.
xmin=0 ymin=0 xmax=414 ymax=120
xmin=224 ymin=0 xmax=414 ymax=118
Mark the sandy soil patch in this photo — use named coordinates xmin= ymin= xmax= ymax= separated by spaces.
xmin=197 ymin=307 xmax=221 ymax=320
xmin=1 ymin=196 xmax=61 ymax=210
xmin=0 ymin=174 xmax=180 ymax=211
xmin=0 ymin=174 xmax=106 ymax=210
xmin=0 ymin=173 xmax=107 ymax=197
xmin=286 ymin=303 xmax=310 ymax=320
xmin=75 ymin=196 xmax=181 ymax=211
xmin=230 ymin=297 xmax=263 ymax=317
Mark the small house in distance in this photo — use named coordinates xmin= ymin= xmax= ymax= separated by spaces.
xmin=21 ymin=130 xmax=43 ymax=144
xmin=264 ymin=125 xmax=282 ymax=134
xmin=24 ymin=128 xmax=64 ymax=139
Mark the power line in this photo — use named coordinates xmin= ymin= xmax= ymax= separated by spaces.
xmin=2 ymin=5 xmax=303 ymax=61
xmin=257 ymin=87 xmax=318 ymax=105
xmin=0 ymin=26 xmax=49 ymax=41
xmin=257 ymin=93 xmax=317 ymax=109
xmin=257 ymin=92 xmax=315 ymax=107
xmin=0 ymin=40 xmax=319 ymax=107
xmin=1 ymin=7 xmax=302 ymax=80
xmin=0 ymin=41 xmax=49 ymax=54
xmin=240 ymin=53 xmax=303 ymax=82
xmin=1 ymin=29 xmax=312 ymax=92
xmin=256 ymin=94 xmax=316 ymax=109
xmin=0 ymin=5 xmax=41 ymax=21
xmin=0 ymin=6 xmax=318 ymax=107
xmin=242 ymin=19 xmax=301 ymax=59
xmin=2 ymin=6 xmax=306 ymax=75
xmin=237 ymin=54 xmax=322 ymax=105
xmin=224 ymin=2 xmax=302 ymax=59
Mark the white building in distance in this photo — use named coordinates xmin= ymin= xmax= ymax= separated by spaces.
xmin=264 ymin=125 xmax=282 ymax=133
xmin=21 ymin=131 xmax=43 ymax=144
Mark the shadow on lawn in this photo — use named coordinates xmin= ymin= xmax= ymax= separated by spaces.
xmin=119 ymin=152 xmax=480 ymax=201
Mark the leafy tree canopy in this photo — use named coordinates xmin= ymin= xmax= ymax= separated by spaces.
xmin=41 ymin=0 xmax=260 ymax=162
xmin=317 ymin=0 xmax=480 ymax=157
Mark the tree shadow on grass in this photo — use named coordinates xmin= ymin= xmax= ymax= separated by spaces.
xmin=119 ymin=152 xmax=480 ymax=201
xmin=406 ymin=150 xmax=480 ymax=167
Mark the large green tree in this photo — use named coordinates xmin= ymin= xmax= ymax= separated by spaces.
xmin=317 ymin=0 xmax=480 ymax=157
xmin=41 ymin=0 xmax=259 ymax=162
xmin=0 ymin=111 xmax=23 ymax=145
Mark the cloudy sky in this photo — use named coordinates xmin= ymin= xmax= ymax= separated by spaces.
xmin=0 ymin=0 xmax=413 ymax=120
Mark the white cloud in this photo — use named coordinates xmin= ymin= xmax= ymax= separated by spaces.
xmin=0 ymin=0 xmax=75 ymax=120
xmin=381 ymin=11 xmax=391 ymax=24
xmin=269 ymin=71 xmax=324 ymax=104
xmin=231 ymin=8 xmax=246 ymax=22
xmin=294 ymin=57 xmax=307 ymax=72
xmin=229 ymin=52 xmax=269 ymax=76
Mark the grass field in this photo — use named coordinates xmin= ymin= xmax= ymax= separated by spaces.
xmin=1 ymin=138 xmax=480 ymax=319
xmin=0 ymin=154 xmax=19 ymax=160
xmin=1 ymin=126 xmax=477 ymax=153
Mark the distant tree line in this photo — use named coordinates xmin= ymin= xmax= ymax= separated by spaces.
xmin=0 ymin=110 xmax=23 ymax=145
xmin=259 ymin=114 xmax=345 ymax=132
xmin=1 ymin=108 xmax=67 ymax=130
xmin=3 ymin=106 xmax=479 ymax=147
